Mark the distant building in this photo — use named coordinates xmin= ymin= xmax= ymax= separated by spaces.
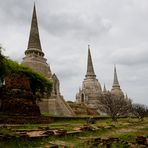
xmin=75 ymin=46 xmax=127 ymax=113
xmin=76 ymin=45 xmax=102 ymax=109
xmin=111 ymin=66 xmax=124 ymax=97
xmin=21 ymin=4 xmax=128 ymax=116
xmin=22 ymin=4 xmax=74 ymax=116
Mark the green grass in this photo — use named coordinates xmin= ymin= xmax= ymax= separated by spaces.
xmin=0 ymin=117 xmax=147 ymax=147
xmin=0 ymin=139 xmax=44 ymax=148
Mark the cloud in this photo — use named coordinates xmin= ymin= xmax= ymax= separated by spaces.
xmin=0 ymin=0 xmax=148 ymax=105
xmin=41 ymin=12 xmax=111 ymax=40
xmin=110 ymin=46 xmax=148 ymax=66
xmin=0 ymin=0 xmax=31 ymax=25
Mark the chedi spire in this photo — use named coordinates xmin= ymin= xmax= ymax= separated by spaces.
xmin=85 ymin=45 xmax=96 ymax=78
xmin=25 ymin=4 xmax=44 ymax=56
xmin=112 ymin=65 xmax=120 ymax=89
xmin=111 ymin=65 xmax=124 ymax=96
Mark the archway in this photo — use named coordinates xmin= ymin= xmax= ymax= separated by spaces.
xmin=81 ymin=93 xmax=85 ymax=103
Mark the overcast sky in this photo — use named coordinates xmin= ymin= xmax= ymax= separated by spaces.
xmin=0 ymin=0 xmax=148 ymax=105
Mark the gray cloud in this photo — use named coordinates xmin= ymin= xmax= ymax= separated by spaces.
xmin=0 ymin=0 xmax=148 ymax=105
xmin=110 ymin=47 xmax=148 ymax=66
xmin=0 ymin=0 xmax=31 ymax=24
xmin=40 ymin=12 xmax=111 ymax=41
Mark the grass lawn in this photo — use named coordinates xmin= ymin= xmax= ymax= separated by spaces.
xmin=0 ymin=117 xmax=148 ymax=147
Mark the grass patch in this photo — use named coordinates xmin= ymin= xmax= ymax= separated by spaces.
xmin=0 ymin=117 xmax=147 ymax=147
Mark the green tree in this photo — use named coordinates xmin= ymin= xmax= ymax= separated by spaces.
xmin=5 ymin=59 xmax=52 ymax=98
xmin=0 ymin=48 xmax=52 ymax=99
xmin=0 ymin=45 xmax=6 ymax=79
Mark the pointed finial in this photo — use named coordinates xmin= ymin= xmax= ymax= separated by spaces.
xmin=27 ymin=3 xmax=43 ymax=51
xmin=33 ymin=1 xmax=36 ymax=10
xmin=103 ymin=83 xmax=107 ymax=92
xmin=85 ymin=45 xmax=96 ymax=78
xmin=79 ymin=87 xmax=81 ymax=92
xmin=114 ymin=65 xmax=119 ymax=84
xmin=112 ymin=65 xmax=120 ymax=89
xmin=125 ymin=94 xmax=128 ymax=99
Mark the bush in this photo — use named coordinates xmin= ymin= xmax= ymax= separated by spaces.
xmin=0 ymin=52 xmax=52 ymax=99
xmin=0 ymin=46 xmax=6 ymax=78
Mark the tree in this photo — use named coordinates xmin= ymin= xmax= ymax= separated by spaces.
xmin=0 ymin=51 xmax=52 ymax=99
xmin=0 ymin=45 xmax=6 ymax=79
xmin=132 ymin=103 xmax=148 ymax=120
xmin=5 ymin=59 xmax=52 ymax=99
xmin=98 ymin=92 xmax=132 ymax=121
xmin=0 ymin=48 xmax=52 ymax=115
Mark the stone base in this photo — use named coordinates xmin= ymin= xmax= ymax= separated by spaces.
xmin=37 ymin=95 xmax=74 ymax=116
xmin=0 ymin=98 xmax=40 ymax=116
xmin=68 ymin=102 xmax=99 ymax=115
xmin=37 ymin=99 xmax=50 ymax=113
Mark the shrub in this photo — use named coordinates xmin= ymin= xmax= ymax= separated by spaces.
xmin=0 ymin=51 xmax=52 ymax=99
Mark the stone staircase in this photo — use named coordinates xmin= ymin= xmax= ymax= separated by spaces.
xmin=37 ymin=94 xmax=75 ymax=116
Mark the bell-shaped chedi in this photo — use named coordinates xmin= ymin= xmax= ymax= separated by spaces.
xmin=22 ymin=4 xmax=52 ymax=78
xmin=76 ymin=45 xmax=102 ymax=109
xmin=22 ymin=4 xmax=74 ymax=116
